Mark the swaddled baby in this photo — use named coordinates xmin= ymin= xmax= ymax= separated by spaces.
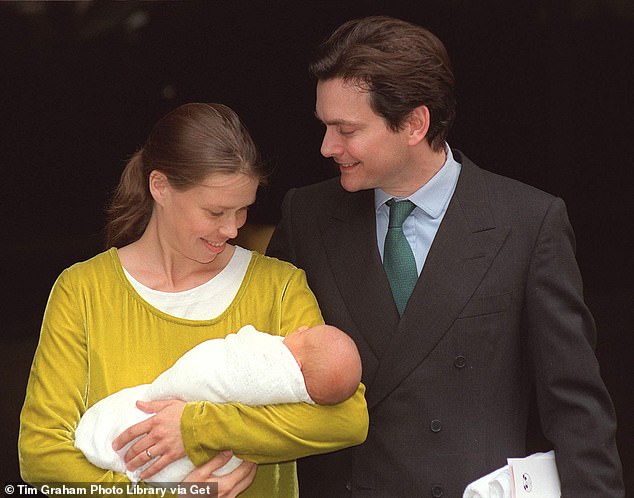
xmin=74 ymin=324 xmax=361 ymax=485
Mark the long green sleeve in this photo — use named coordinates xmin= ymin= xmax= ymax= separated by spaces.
xmin=19 ymin=265 xmax=132 ymax=484
xmin=182 ymin=384 xmax=368 ymax=464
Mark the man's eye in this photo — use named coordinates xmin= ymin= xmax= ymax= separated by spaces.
xmin=339 ymin=129 xmax=355 ymax=136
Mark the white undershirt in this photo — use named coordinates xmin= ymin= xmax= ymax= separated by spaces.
xmin=122 ymin=246 xmax=252 ymax=320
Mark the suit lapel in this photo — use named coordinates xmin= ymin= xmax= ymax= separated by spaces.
xmin=366 ymin=160 xmax=510 ymax=409
xmin=321 ymin=189 xmax=400 ymax=371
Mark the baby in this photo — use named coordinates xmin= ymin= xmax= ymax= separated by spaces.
xmin=74 ymin=324 xmax=362 ymax=484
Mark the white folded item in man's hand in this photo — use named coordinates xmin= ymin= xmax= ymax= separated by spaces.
xmin=463 ymin=451 xmax=560 ymax=498
xmin=462 ymin=463 xmax=512 ymax=498
xmin=508 ymin=450 xmax=561 ymax=497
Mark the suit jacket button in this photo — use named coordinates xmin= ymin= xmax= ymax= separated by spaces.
xmin=431 ymin=485 xmax=444 ymax=497
xmin=345 ymin=481 xmax=352 ymax=491
xmin=430 ymin=419 xmax=442 ymax=432
xmin=454 ymin=355 xmax=466 ymax=368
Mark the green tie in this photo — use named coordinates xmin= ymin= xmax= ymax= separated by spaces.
xmin=384 ymin=199 xmax=417 ymax=315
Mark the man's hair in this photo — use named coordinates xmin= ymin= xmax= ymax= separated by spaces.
xmin=309 ymin=16 xmax=456 ymax=151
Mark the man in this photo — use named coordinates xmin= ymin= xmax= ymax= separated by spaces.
xmin=267 ymin=16 xmax=624 ymax=498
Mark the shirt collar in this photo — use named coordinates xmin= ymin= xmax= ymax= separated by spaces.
xmin=374 ymin=144 xmax=461 ymax=219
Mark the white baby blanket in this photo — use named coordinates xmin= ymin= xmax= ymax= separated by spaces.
xmin=74 ymin=325 xmax=313 ymax=485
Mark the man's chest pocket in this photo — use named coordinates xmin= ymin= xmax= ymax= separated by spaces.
xmin=458 ymin=291 xmax=512 ymax=318
xmin=450 ymin=291 xmax=514 ymax=363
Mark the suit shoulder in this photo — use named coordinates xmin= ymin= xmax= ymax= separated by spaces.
xmin=459 ymin=152 xmax=557 ymax=207
xmin=484 ymin=168 xmax=553 ymax=201
xmin=455 ymin=151 xmax=567 ymax=230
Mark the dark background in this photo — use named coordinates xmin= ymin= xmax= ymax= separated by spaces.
xmin=2 ymin=0 xmax=632 ymax=494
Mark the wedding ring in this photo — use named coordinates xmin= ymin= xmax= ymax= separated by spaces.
xmin=146 ymin=449 xmax=153 ymax=459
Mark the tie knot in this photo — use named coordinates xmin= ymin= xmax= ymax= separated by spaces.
xmin=387 ymin=199 xmax=415 ymax=228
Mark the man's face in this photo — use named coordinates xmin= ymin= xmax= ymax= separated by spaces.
xmin=315 ymin=77 xmax=415 ymax=195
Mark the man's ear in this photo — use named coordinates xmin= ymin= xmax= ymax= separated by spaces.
xmin=406 ymin=105 xmax=430 ymax=146
xmin=149 ymin=170 xmax=169 ymax=204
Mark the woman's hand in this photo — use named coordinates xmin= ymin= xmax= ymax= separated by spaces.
xmin=182 ymin=452 xmax=257 ymax=498
xmin=112 ymin=399 xmax=186 ymax=480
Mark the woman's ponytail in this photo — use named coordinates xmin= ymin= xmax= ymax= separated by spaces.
xmin=104 ymin=149 xmax=153 ymax=248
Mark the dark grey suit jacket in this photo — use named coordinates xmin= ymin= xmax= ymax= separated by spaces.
xmin=267 ymin=151 xmax=623 ymax=497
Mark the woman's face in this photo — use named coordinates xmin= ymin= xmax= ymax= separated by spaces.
xmin=154 ymin=171 xmax=259 ymax=265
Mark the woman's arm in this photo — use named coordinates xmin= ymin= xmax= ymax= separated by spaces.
xmin=183 ymin=266 xmax=369 ymax=465
xmin=19 ymin=270 xmax=130 ymax=484
xmin=182 ymin=383 xmax=368 ymax=466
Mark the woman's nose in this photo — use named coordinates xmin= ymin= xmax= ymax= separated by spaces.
xmin=219 ymin=217 xmax=239 ymax=239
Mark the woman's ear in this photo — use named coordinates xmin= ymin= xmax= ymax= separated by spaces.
xmin=149 ymin=170 xmax=169 ymax=203
xmin=406 ymin=105 xmax=430 ymax=146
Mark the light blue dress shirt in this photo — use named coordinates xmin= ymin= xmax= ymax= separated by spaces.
xmin=375 ymin=145 xmax=462 ymax=275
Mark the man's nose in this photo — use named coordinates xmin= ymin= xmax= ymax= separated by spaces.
xmin=320 ymin=128 xmax=343 ymax=158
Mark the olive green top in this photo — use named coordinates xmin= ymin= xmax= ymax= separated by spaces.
xmin=19 ymin=248 xmax=368 ymax=497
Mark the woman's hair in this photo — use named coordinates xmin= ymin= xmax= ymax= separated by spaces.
xmin=105 ymin=103 xmax=264 ymax=248
xmin=309 ymin=16 xmax=456 ymax=152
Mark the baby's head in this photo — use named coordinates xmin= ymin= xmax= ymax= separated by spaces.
xmin=283 ymin=324 xmax=362 ymax=405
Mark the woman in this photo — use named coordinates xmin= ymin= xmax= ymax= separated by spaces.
xmin=19 ymin=103 xmax=368 ymax=497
